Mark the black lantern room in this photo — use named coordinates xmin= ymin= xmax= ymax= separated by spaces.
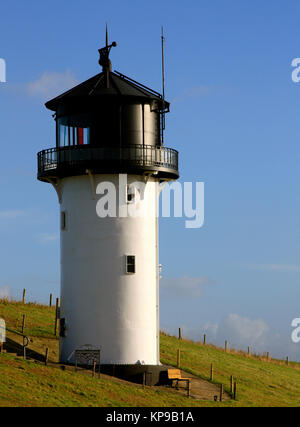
xmin=37 ymin=36 xmax=179 ymax=182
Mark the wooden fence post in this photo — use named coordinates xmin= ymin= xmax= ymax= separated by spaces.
xmin=49 ymin=294 xmax=53 ymax=307
xmin=45 ymin=348 xmax=49 ymax=366
xmin=23 ymin=336 xmax=26 ymax=360
xmin=21 ymin=314 xmax=25 ymax=334
xmin=230 ymin=375 xmax=233 ymax=393
xmin=234 ymin=382 xmax=237 ymax=400
xmin=286 ymin=356 xmax=289 ymax=366
xmin=187 ymin=381 xmax=191 ymax=398
xmin=248 ymin=346 xmax=251 ymax=356
xmin=177 ymin=349 xmax=181 ymax=368
xmin=22 ymin=289 xmax=26 ymax=304
xmin=220 ymin=384 xmax=223 ymax=402
xmin=178 ymin=328 xmax=182 ymax=340
xmin=210 ymin=363 xmax=213 ymax=381
xmin=225 ymin=340 xmax=228 ymax=352
xmin=203 ymin=334 xmax=206 ymax=345
xmin=54 ymin=298 xmax=59 ymax=336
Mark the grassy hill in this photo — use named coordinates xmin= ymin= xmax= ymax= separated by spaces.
xmin=1 ymin=299 xmax=300 ymax=407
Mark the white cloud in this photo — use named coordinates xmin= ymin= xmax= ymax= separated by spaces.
xmin=216 ymin=313 xmax=269 ymax=350
xmin=26 ymin=70 xmax=78 ymax=99
xmin=203 ymin=322 xmax=219 ymax=340
xmin=160 ymin=275 xmax=212 ymax=298
xmin=0 ymin=286 xmax=10 ymax=299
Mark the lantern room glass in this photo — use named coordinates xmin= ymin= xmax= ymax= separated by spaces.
xmin=57 ymin=117 xmax=90 ymax=147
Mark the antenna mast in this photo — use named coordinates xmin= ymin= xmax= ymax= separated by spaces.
xmin=161 ymin=26 xmax=166 ymax=145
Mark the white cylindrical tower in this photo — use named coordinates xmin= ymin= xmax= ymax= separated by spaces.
xmin=59 ymin=174 xmax=159 ymax=365
xmin=37 ymin=36 xmax=179 ymax=384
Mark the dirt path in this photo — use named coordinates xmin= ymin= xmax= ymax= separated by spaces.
xmin=170 ymin=370 xmax=231 ymax=401
xmin=156 ymin=366 xmax=230 ymax=401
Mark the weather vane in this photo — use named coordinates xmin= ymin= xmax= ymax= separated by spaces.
xmin=98 ymin=24 xmax=117 ymax=72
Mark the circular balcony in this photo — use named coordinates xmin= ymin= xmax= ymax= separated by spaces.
xmin=37 ymin=144 xmax=179 ymax=181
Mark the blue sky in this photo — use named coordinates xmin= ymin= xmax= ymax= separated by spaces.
xmin=0 ymin=0 xmax=300 ymax=360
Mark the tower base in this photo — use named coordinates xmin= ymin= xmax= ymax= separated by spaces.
xmin=100 ymin=364 xmax=169 ymax=386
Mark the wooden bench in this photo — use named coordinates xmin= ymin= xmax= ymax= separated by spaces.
xmin=167 ymin=369 xmax=191 ymax=396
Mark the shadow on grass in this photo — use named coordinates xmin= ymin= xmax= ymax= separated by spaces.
xmin=3 ymin=337 xmax=45 ymax=362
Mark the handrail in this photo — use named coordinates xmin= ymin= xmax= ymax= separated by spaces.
xmin=37 ymin=144 xmax=179 ymax=179
xmin=5 ymin=327 xmax=30 ymax=347
xmin=39 ymin=143 xmax=178 ymax=159
xmin=3 ymin=326 xmax=30 ymax=359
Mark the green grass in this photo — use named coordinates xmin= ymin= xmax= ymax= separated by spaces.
xmin=0 ymin=352 xmax=205 ymax=407
xmin=160 ymin=333 xmax=300 ymax=407
xmin=0 ymin=299 xmax=55 ymax=338
xmin=1 ymin=299 xmax=300 ymax=407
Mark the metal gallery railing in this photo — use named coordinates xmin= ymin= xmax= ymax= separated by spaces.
xmin=37 ymin=144 xmax=179 ymax=176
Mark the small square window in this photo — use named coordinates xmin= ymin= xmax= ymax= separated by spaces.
xmin=126 ymin=255 xmax=136 ymax=274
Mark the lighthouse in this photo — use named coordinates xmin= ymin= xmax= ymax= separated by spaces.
xmin=37 ymin=34 xmax=179 ymax=384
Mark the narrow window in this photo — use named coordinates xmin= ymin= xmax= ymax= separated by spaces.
xmin=71 ymin=127 xmax=76 ymax=145
xmin=59 ymin=125 xmax=68 ymax=147
xmin=126 ymin=255 xmax=136 ymax=274
xmin=61 ymin=211 xmax=66 ymax=231
xmin=127 ymin=185 xmax=141 ymax=204
xmin=84 ymin=127 xmax=90 ymax=145
xmin=77 ymin=127 xmax=84 ymax=145
xmin=126 ymin=185 xmax=135 ymax=204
